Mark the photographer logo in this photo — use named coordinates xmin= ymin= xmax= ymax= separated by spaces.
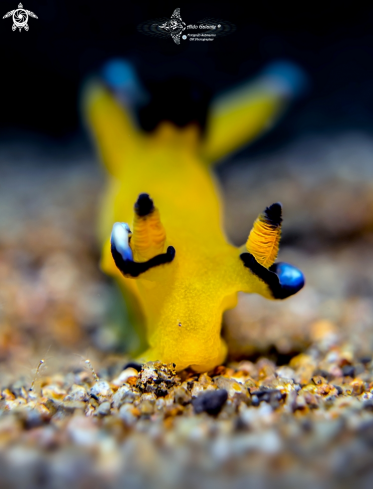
xmin=3 ymin=3 xmax=38 ymax=32
xmin=138 ymin=8 xmax=235 ymax=44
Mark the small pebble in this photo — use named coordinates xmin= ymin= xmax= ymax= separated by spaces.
xmin=119 ymin=404 xmax=140 ymax=426
xmin=111 ymin=368 xmax=139 ymax=387
xmin=112 ymin=385 xmax=139 ymax=409
xmin=342 ymin=365 xmax=355 ymax=378
xmin=64 ymin=385 xmax=89 ymax=402
xmin=97 ymin=402 xmax=111 ymax=416
xmin=90 ymin=381 xmax=113 ymax=403
xmin=192 ymin=389 xmax=228 ymax=416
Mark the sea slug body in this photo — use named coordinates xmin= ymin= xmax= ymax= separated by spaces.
xmin=83 ymin=59 xmax=306 ymax=372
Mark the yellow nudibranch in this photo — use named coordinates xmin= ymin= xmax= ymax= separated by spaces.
xmin=83 ymin=60 xmax=306 ymax=372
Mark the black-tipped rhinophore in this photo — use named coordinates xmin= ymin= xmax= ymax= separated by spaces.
xmin=262 ymin=202 xmax=282 ymax=229
xmin=240 ymin=252 xmax=304 ymax=299
xmin=134 ymin=193 xmax=154 ymax=217
xmin=112 ymin=243 xmax=175 ymax=278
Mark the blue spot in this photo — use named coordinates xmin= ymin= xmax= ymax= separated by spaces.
xmin=111 ymin=222 xmax=133 ymax=262
xmin=261 ymin=60 xmax=309 ymax=98
xmin=273 ymin=262 xmax=305 ymax=295
xmin=102 ymin=59 xmax=138 ymax=91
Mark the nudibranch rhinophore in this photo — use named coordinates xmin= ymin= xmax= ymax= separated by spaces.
xmin=83 ymin=59 xmax=306 ymax=372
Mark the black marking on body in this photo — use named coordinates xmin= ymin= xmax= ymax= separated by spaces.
xmin=123 ymin=362 xmax=143 ymax=372
xmin=262 ymin=202 xmax=282 ymax=229
xmin=240 ymin=252 xmax=296 ymax=300
xmin=112 ymin=244 xmax=175 ymax=278
xmin=135 ymin=193 xmax=154 ymax=217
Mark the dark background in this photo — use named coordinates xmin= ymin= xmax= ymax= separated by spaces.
xmin=1 ymin=0 xmax=373 ymax=151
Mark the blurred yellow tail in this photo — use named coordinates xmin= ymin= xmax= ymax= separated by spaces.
xmin=82 ymin=81 xmax=139 ymax=178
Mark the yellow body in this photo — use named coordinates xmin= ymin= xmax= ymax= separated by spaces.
xmin=84 ymin=75 xmax=299 ymax=372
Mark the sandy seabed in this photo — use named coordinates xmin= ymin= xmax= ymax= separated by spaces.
xmin=1 ymin=133 xmax=373 ymax=488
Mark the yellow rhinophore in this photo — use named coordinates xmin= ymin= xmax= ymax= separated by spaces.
xmin=246 ymin=203 xmax=282 ymax=268
xmin=83 ymin=62 xmax=305 ymax=372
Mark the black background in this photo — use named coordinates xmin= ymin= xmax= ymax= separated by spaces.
xmin=1 ymin=0 xmax=373 ymax=149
